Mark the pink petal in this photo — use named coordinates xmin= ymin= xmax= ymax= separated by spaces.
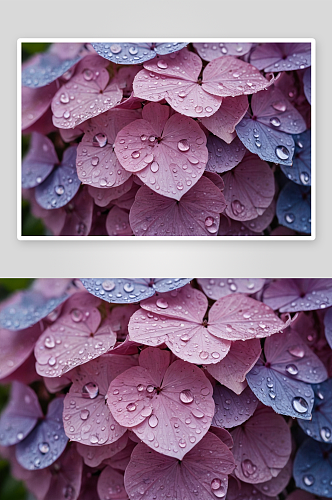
xmin=59 ymin=187 xmax=94 ymax=236
xmin=242 ymin=199 xmax=276 ymax=233
xmin=226 ymin=477 xmax=276 ymax=500
xmin=124 ymin=432 xmax=235 ymax=500
xmin=113 ymin=183 xmax=140 ymax=211
xmin=129 ymin=176 xmax=226 ymax=236
xmin=43 ymin=444 xmax=83 ymax=500
xmin=104 ymin=440 xmax=136 ymax=471
xmin=76 ymin=109 xmax=140 ymax=188
xmin=0 ymin=324 xmax=41 ymax=380
xmin=204 ymin=171 xmax=225 ymax=190
xmin=202 ymin=56 xmax=271 ymax=98
xmin=97 ymin=466 xmax=127 ymax=500
xmin=114 ymin=102 xmax=208 ymax=200
xmin=263 ymin=279 xmax=332 ymax=312
xmin=231 ymin=406 xmax=291 ymax=483
xmin=107 ymin=347 xmax=214 ymax=459
xmin=205 ymin=339 xmax=261 ymax=394
xmin=76 ymin=432 xmax=128 ymax=467
xmin=63 ymin=354 xmax=136 ymax=446
xmin=52 ymin=66 xmax=122 ymax=129
xmin=201 ymin=95 xmax=249 ymax=143
xmin=209 ymin=426 xmax=234 ymax=449
xmin=222 ymin=154 xmax=275 ymax=221
xmin=22 ymin=82 xmax=57 ymax=130
xmin=44 ymin=374 xmax=71 ymax=393
xmin=133 ymin=49 xmax=223 ymax=118
xmin=109 ymin=304 xmax=140 ymax=342
xmin=194 ymin=42 xmax=253 ymax=61
xmin=198 ymin=278 xmax=265 ymax=300
xmin=35 ymin=304 xmax=116 ymax=377
xmin=129 ymin=287 xmax=231 ymax=364
xmin=255 ymin=458 xmax=292 ymax=497
xmin=106 ymin=207 xmax=133 ymax=236
xmin=88 ymin=178 xmax=133 ymax=207
xmin=207 ymin=294 xmax=286 ymax=341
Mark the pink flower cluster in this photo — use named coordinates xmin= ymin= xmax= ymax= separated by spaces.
xmin=1 ymin=278 xmax=331 ymax=499
xmin=21 ymin=42 xmax=311 ymax=236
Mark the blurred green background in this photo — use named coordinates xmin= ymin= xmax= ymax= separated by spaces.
xmin=0 ymin=279 xmax=34 ymax=500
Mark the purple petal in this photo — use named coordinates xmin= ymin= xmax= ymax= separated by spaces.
xmin=212 ymin=385 xmax=258 ymax=428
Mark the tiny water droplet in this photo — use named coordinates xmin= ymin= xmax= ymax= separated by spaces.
xmin=60 ymin=92 xmax=70 ymax=104
xmin=124 ymin=282 xmax=135 ymax=293
xmin=54 ymin=185 xmax=64 ymax=196
xmin=44 ymin=335 xmax=55 ymax=348
xmin=285 ymin=213 xmax=295 ymax=224
xmin=321 ymin=427 xmax=331 ymax=442
xmin=83 ymin=69 xmax=93 ymax=81
xmin=288 ymin=346 xmax=305 ymax=358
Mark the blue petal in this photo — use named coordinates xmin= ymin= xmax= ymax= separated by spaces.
xmin=298 ymin=379 xmax=332 ymax=443
xmin=16 ymin=398 xmax=68 ymax=470
xmin=80 ymin=278 xmax=192 ymax=303
xmin=35 ymin=146 xmax=81 ymax=210
xmin=235 ymin=116 xmax=295 ymax=166
xmin=212 ymin=384 xmax=258 ymax=428
xmin=324 ymin=308 xmax=332 ymax=349
xmin=281 ymin=130 xmax=311 ymax=186
xmin=91 ymin=42 xmax=187 ymax=65
xmin=303 ymin=68 xmax=311 ymax=104
xmin=276 ymin=181 xmax=311 ymax=233
xmin=0 ymin=291 xmax=68 ymax=331
xmin=247 ymin=358 xmax=314 ymax=419
xmin=22 ymin=53 xmax=82 ymax=88
xmin=293 ymin=438 xmax=332 ymax=498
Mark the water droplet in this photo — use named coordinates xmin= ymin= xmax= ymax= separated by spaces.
xmin=285 ymin=213 xmax=295 ymax=224
xmin=148 ymin=414 xmax=158 ymax=428
xmin=141 ymin=406 xmax=152 ymax=417
xmin=48 ymin=357 xmax=56 ymax=366
xmin=275 ymin=145 xmax=290 ymax=160
xmin=231 ymin=200 xmax=245 ymax=216
xmin=71 ymin=309 xmax=83 ymax=322
xmin=124 ymin=282 xmax=135 ymax=293
xmin=157 ymin=60 xmax=168 ymax=69
xmin=126 ymin=402 xmax=137 ymax=412
xmin=321 ymin=427 xmax=331 ymax=442
xmin=270 ymin=117 xmax=281 ymax=127
xmin=288 ymin=346 xmax=305 ymax=358
xmin=272 ymin=101 xmax=287 ymax=112
xmin=92 ymin=133 xmax=107 ymax=148
xmin=180 ymin=389 xmax=194 ymax=404
xmin=17 ymin=432 xmax=24 ymax=440
xmin=129 ymin=46 xmax=138 ymax=55
xmin=82 ymin=382 xmax=99 ymax=399
xmin=192 ymin=408 xmax=204 ymax=418
xmin=44 ymin=335 xmax=55 ymax=349
xmin=211 ymin=479 xmax=227 ymax=498
xmin=179 ymin=438 xmax=186 ymax=448
xmin=300 ymin=172 xmax=310 ymax=185
xmin=195 ymin=105 xmax=203 ymax=113
xmin=91 ymin=156 xmax=99 ymax=167
xmin=150 ymin=161 xmax=159 ymax=173
xmin=63 ymin=110 xmax=71 ymax=120
xmin=131 ymin=151 xmax=140 ymax=159
xmin=38 ymin=442 xmax=50 ymax=454
xmin=146 ymin=385 xmax=155 ymax=393
xmin=140 ymin=134 xmax=148 ymax=142
xmin=205 ymin=106 xmax=213 ymax=113
xmin=156 ymin=298 xmax=168 ymax=309
xmin=241 ymin=459 xmax=257 ymax=477
xmin=199 ymin=351 xmax=209 ymax=360
xmin=177 ymin=139 xmax=190 ymax=152
xmin=303 ymin=474 xmax=315 ymax=486
xmin=102 ymin=280 xmax=115 ymax=291
xmin=211 ymin=479 xmax=222 ymax=490
xmin=205 ymin=216 xmax=214 ymax=228
xmin=137 ymin=384 xmax=144 ymax=392
xmin=54 ymin=185 xmax=64 ymax=196
xmin=286 ymin=364 xmax=299 ymax=376
xmin=111 ymin=44 xmax=122 ymax=54
xmin=60 ymin=92 xmax=70 ymax=104
xmin=292 ymin=396 xmax=308 ymax=413
xmin=80 ymin=409 xmax=90 ymax=420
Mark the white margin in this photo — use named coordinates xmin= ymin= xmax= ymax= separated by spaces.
xmin=17 ymin=38 xmax=315 ymax=241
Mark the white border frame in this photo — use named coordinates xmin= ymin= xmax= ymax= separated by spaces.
xmin=17 ymin=38 xmax=315 ymax=241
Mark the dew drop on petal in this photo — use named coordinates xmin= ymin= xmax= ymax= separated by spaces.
xmin=137 ymin=384 xmax=144 ymax=392
xmin=303 ymin=474 xmax=315 ymax=486
xmin=241 ymin=459 xmax=257 ymax=477
xmin=285 ymin=213 xmax=295 ymax=224
xmin=38 ymin=442 xmax=50 ymax=454
xmin=275 ymin=145 xmax=290 ymax=160
xmin=177 ymin=139 xmax=190 ymax=152
xmin=71 ymin=309 xmax=83 ymax=322
xmin=292 ymin=396 xmax=308 ymax=413
xmin=83 ymin=69 xmax=93 ymax=81
xmin=129 ymin=46 xmax=138 ymax=55
xmin=272 ymin=101 xmax=287 ymax=112
xmin=111 ymin=44 xmax=122 ymax=54
xmin=195 ymin=105 xmax=203 ymax=113
xmin=148 ymin=414 xmax=158 ymax=428
xmin=321 ymin=427 xmax=331 ymax=442
xmin=156 ymin=298 xmax=169 ymax=309
xmin=286 ymin=364 xmax=299 ymax=376
xmin=131 ymin=151 xmax=140 ymax=159
xmin=288 ymin=346 xmax=305 ymax=358
xmin=180 ymin=389 xmax=194 ymax=404
xmin=126 ymin=402 xmax=137 ymax=412
xmin=54 ymin=185 xmax=65 ymax=196
xmin=82 ymin=383 xmax=99 ymax=399
xmin=270 ymin=117 xmax=281 ymax=127
xmin=146 ymin=385 xmax=155 ymax=393
xmin=150 ymin=161 xmax=159 ymax=173
xmin=92 ymin=133 xmax=107 ymax=148
xmin=60 ymin=92 xmax=70 ymax=104
xmin=44 ymin=335 xmax=55 ymax=349
xmin=157 ymin=60 xmax=168 ymax=69
xmin=199 ymin=351 xmax=209 ymax=360
xmin=80 ymin=409 xmax=90 ymax=421
xmin=124 ymin=282 xmax=135 ymax=293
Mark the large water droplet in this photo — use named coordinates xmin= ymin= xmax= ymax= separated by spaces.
xmin=303 ymin=474 xmax=315 ymax=486
xmin=150 ymin=161 xmax=159 ymax=173
xmin=231 ymin=200 xmax=245 ymax=216
xmin=137 ymin=384 xmax=144 ymax=392
xmin=102 ymin=280 xmax=115 ymax=291
xmin=110 ymin=44 xmax=122 ymax=54
xmin=300 ymin=172 xmax=310 ymax=185
xmin=272 ymin=101 xmax=287 ymax=112
xmin=44 ymin=335 xmax=55 ymax=349
xmin=241 ymin=459 xmax=257 ymax=477
xmin=180 ymin=389 xmax=194 ymax=404
xmin=71 ymin=309 xmax=83 ymax=322
xmin=156 ymin=298 xmax=169 ymax=309
xmin=55 ymin=185 xmax=65 ymax=196
xmin=286 ymin=364 xmax=299 ymax=376
xmin=195 ymin=105 xmax=203 ymax=113
xmin=91 ymin=156 xmax=99 ymax=167
xmin=60 ymin=92 xmax=70 ymax=104
xmin=285 ymin=213 xmax=295 ymax=224
xmin=131 ymin=151 xmax=140 ymax=159
xmin=148 ymin=414 xmax=158 ymax=428
xmin=80 ymin=409 xmax=90 ymax=421
xmin=177 ymin=139 xmax=190 ymax=152
xmin=270 ymin=117 xmax=281 ymax=127
xmin=157 ymin=60 xmax=168 ymax=69
xmin=92 ymin=133 xmax=107 ymax=148
xmin=38 ymin=442 xmax=50 ymax=454
xmin=199 ymin=351 xmax=209 ymax=360
xmin=288 ymin=346 xmax=305 ymax=358
xmin=82 ymin=382 xmax=99 ymax=399
xmin=292 ymin=396 xmax=308 ymax=413
xmin=124 ymin=282 xmax=135 ymax=293
xmin=146 ymin=385 xmax=155 ymax=393
xmin=211 ymin=479 xmax=227 ymax=498
xmin=83 ymin=69 xmax=93 ymax=81
xmin=205 ymin=216 xmax=214 ymax=228
xmin=129 ymin=46 xmax=138 ymax=55
xmin=126 ymin=402 xmax=137 ymax=412
xmin=321 ymin=427 xmax=331 ymax=442
xmin=275 ymin=145 xmax=290 ymax=160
